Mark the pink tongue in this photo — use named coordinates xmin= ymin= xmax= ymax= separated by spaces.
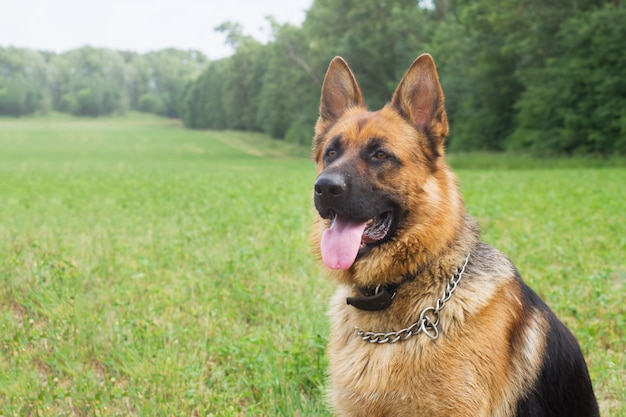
xmin=321 ymin=215 xmax=368 ymax=270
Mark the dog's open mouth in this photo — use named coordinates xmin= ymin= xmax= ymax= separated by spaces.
xmin=362 ymin=211 xmax=393 ymax=245
xmin=320 ymin=211 xmax=394 ymax=270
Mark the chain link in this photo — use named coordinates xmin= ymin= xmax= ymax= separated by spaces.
xmin=355 ymin=252 xmax=471 ymax=344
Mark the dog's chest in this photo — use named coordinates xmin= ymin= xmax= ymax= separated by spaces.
xmin=328 ymin=328 xmax=506 ymax=416
xmin=326 ymin=279 xmax=529 ymax=417
xmin=329 ymin=334 xmax=449 ymax=415
xmin=326 ymin=287 xmax=503 ymax=416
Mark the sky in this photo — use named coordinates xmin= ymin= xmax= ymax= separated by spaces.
xmin=0 ymin=0 xmax=313 ymax=60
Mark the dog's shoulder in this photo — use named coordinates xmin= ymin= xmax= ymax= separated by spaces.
xmin=512 ymin=274 xmax=600 ymax=416
xmin=465 ymin=242 xmax=599 ymax=416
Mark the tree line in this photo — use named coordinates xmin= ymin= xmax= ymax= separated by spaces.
xmin=0 ymin=46 xmax=207 ymax=118
xmin=2 ymin=0 xmax=625 ymax=154
xmin=181 ymin=0 xmax=625 ymax=155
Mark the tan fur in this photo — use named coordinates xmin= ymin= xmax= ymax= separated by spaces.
xmin=311 ymin=55 xmax=550 ymax=416
xmin=326 ymin=255 xmax=547 ymax=416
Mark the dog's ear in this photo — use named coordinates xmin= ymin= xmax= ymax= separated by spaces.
xmin=317 ymin=57 xmax=364 ymax=129
xmin=391 ymin=54 xmax=449 ymax=147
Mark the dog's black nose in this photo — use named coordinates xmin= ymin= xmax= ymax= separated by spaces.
xmin=315 ymin=172 xmax=347 ymax=198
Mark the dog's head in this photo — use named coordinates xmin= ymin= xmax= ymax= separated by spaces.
xmin=312 ymin=55 xmax=464 ymax=286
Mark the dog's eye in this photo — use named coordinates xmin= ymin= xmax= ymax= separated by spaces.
xmin=326 ymin=149 xmax=337 ymax=158
xmin=374 ymin=150 xmax=388 ymax=160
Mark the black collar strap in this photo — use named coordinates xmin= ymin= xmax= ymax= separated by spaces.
xmin=346 ymin=284 xmax=399 ymax=311
xmin=346 ymin=267 xmax=426 ymax=311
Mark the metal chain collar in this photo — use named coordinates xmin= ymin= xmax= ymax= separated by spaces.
xmin=355 ymin=252 xmax=471 ymax=344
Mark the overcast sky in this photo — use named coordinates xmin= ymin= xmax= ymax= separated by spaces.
xmin=0 ymin=0 xmax=313 ymax=59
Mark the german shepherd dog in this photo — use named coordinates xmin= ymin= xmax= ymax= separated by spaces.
xmin=311 ymin=54 xmax=599 ymax=416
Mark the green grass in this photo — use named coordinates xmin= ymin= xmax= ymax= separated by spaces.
xmin=0 ymin=115 xmax=624 ymax=416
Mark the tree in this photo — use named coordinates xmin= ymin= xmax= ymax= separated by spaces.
xmin=55 ymin=47 xmax=128 ymax=116
xmin=183 ymin=1 xmax=435 ymax=142
xmin=142 ymin=49 xmax=207 ymax=118
xmin=255 ymin=20 xmax=320 ymax=142
xmin=511 ymin=5 xmax=626 ymax=154
xmin=0 ymin=46 xmax=208 ymax=118
xmin=214 ymin=22 xmax=265 ymax=131
xmin=180 ymin=60 xmax=228 ymax=129
xmin=0 ymin=48 xmax=50 ymax=116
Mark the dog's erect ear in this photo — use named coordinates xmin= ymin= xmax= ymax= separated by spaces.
xmin=391 ymin=54 xmax=449 ymax=145
xmin=318 ymin=57 xmax=364 ymax=127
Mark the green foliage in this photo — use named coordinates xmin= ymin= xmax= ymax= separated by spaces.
xmin=180 ymin=60 xmax=228 ymax=130
xmin=0 ymin=46 xmax=207 ymax=118
xmin=429 ymin=0 xmax=522 ymax=151
xmin=255 ymin=21 xmax=315 ymax=140
xmin=138 ymin=93 xmax=166 ymax=115
xmin=511 ymin=5 xmax=626 ymax=155
xmin=0 ymin=48 xmax=49 ymax=116
xmin=180 ymin=0 xmax=624 ymax=155
xmin=181 ymin=0 xmax=437 ymax=144
xmin=0 ymin=116 xmax=624 ymax=415
xmin=2 ymin=0 xmax=625 ymax=154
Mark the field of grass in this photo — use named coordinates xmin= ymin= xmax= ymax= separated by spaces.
xmin=0 ymin=115 xmax=624 ymax=416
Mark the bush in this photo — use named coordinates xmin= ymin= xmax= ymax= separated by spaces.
xmin=138 ymin=93 xmax=166 ymax=116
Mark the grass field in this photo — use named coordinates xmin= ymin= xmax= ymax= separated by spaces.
xmin=0 ymin=115 xmax=624 ymax=416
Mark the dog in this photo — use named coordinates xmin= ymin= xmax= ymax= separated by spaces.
xmin=311 ymin=54 xmax=599 ymax=416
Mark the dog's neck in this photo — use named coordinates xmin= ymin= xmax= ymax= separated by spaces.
xmin=345 ymin=217 xmax=480 ymax=312
xmin=346 ymin=247 xmax=473 ymax=312
xmin=351 ymin=252 xmax=472 ymax=343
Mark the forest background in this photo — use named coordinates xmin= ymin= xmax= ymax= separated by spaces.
xmin=1 ymin=0 xmax=625 ymax=155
